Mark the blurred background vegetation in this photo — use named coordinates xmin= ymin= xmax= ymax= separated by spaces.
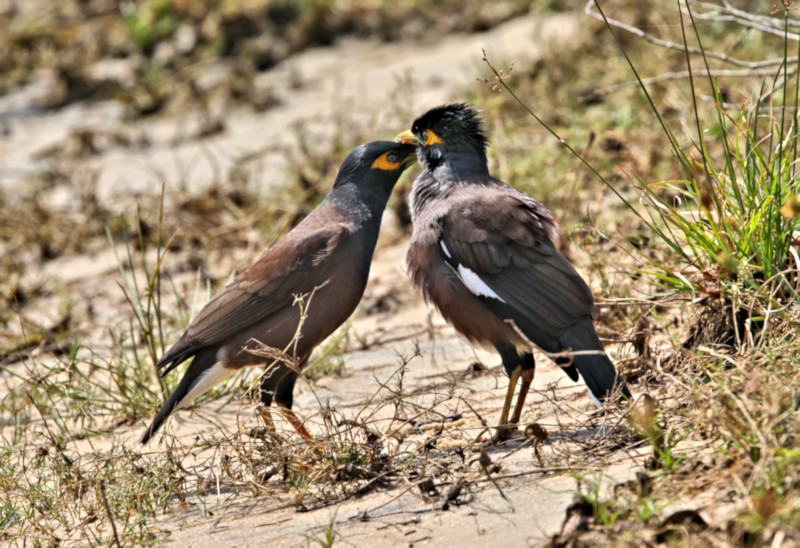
xmin=0 ymin=0 xmax=533 ymax=114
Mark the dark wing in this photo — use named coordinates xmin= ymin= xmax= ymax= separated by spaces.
xmin=439 ymin=188 xmax=594 ymax=352
xmin=157 ymin=223 xmax=348 ymax=373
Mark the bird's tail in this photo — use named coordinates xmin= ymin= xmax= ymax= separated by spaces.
xmin=559 ymin=319 xmax=630 ymax=406
xmin=140 ymin=356 xmax=235 ymax=446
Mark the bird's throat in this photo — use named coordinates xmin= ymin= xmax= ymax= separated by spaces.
xmin=427 ymin=148 xmax=489 ymax=185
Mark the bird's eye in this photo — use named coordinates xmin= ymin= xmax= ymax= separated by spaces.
xmin=371 ymin=150 xmax=403 ymax=170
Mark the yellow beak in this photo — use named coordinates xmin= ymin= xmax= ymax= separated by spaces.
xmin=395 ymin=130 xmax=420 ymax=145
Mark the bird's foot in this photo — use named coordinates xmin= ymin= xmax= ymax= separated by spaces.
xmin=471 ymin=425 xmax=522 ymax=449
xmin=247 ymin=425 xmax=285 ymax=444
xmin=491 ymin=425 xmax=523 ymax=444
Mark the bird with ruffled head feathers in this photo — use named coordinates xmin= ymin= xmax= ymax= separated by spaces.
xmin=399 ymin=103 xmax=490 ymax=185
xmin=398 ymin=103 xmax=629 ymax=442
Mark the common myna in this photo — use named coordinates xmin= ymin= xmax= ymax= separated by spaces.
xmin=397 ymin=103 xmax=629 ymax=439
xmin=140 ymin=141 xmax=416 ymax=445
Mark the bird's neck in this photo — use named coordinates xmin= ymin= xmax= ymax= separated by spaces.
xmin=411 ymin=151 xmax=490 ymax=220
xmin=435 ymin=149 xmax=489 ymax=184
xmin=409 ymin=172 xmax=451 ymax=222
xmin=326 ymin=181 xmax=389 ymax=229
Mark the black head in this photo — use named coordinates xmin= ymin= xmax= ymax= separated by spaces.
xmin=327 ymin=141 xmax=416 ymax=217
xmin=397 ymin=103 xmax=489 ymax=182
xmin=332 ymin=141 xmax=416 ymax=190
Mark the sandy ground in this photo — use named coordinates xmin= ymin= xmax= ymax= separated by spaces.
xmin=1 ymin=9 xmax=646 ymax=546
xmin=135 ymin=240 xmax=641 ymax=547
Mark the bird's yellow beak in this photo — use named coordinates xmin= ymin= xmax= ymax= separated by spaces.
xmin=395 ymin=130 xmax=420 ymax=146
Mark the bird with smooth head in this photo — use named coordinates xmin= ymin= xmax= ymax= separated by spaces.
xmin=140 ymin=141 xmax=416 ymax=445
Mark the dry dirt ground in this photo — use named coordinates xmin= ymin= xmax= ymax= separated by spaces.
xmin=142 ymin=240 xmax=640 ymax=547
xmin=2 ymin=11 xmax=650 ymax=546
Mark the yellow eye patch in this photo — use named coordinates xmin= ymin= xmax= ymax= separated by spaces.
xmin=371 ymin=151 xmax=401 ymax=171
xmin=424 ymin=129 xmax=444 ymax=146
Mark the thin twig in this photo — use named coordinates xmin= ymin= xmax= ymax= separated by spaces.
xmin=585 ymin=0 xmax=800 ymax=66
xmin=99 ymin=480 xmax=122 ymax=548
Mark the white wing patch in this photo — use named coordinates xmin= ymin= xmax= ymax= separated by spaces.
xmin=439 ymin=239 xmax=506 ymax=303
xmin=456 ymin=264 xmax=507 ymax=303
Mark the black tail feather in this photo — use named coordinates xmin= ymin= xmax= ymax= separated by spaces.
xmin=140 ymin=352 xmax=215 ymax=445
xmin=557 ymin=360 xmax=580 ymax=382
xmin=559 ymin=319 xmax=630 ymax=403
xmin=458 ymin=297 xmax=629 ymax=404
xmin=156 ymin=339 xmax=200 ymax=377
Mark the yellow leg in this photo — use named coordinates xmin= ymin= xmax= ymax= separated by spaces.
xmin=258 ymin=407 xmax=277 ymax=432
xmin=496 ymin=365 xmax=521 ymax=437
xmin=275 ymin=402 xmax=313 ymax=440
xmin=510 ymin=368 xmax=534 ymax=425
xmin=258 ymin=404 xmax=312 ymax=440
